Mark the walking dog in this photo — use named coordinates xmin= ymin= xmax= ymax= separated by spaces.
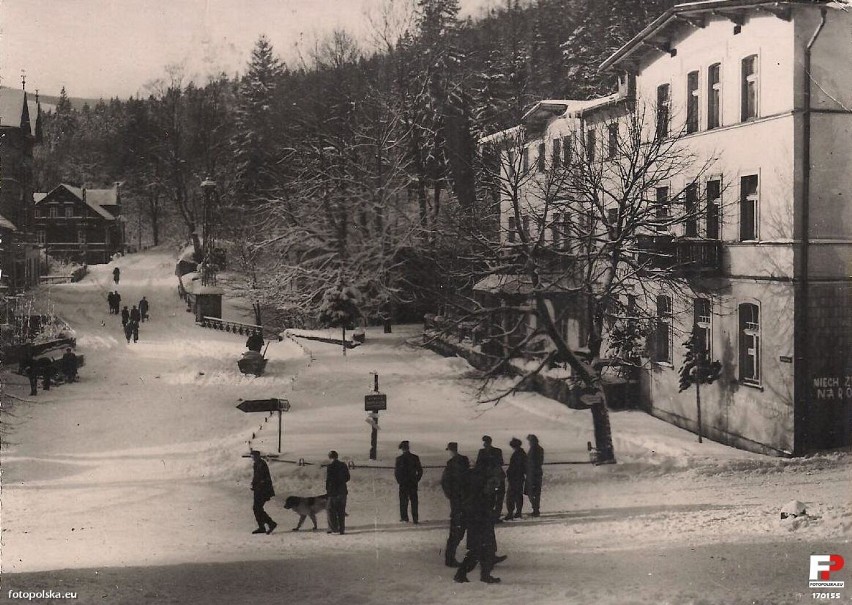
xmin=283 ymin=495 xmax=329 ymax=531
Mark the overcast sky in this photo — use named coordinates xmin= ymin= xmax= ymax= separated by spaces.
xmin=0 ymin=0 xmax=496 ymax=100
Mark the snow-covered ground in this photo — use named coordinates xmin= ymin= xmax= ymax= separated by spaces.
xmin=1 ymin=249 xmax=850 ymax=605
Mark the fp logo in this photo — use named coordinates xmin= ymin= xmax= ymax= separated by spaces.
xmin=809 ymin=554 xmax=845 ymax=588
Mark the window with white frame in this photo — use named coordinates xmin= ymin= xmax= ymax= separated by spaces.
xmin=684 ymin=183 xmax=699 ymax=237
xmin=607 ymin=123 xmax=618 ymax=159
xmin=562 ymin=135 xmax=572 ymax=165
xmin=65 ymin=205 xmax=74 ymax=218
xmin=686 ymin=70 xmax=699 ymax=134
xmin=586 ymin=129 xmax=596 ymax=162
xmin=708 ymin=63 xmax=721 ymax=129
xmin=738 ymin=302 xmax=761 ymax=384
xmin=741 ymin=54 xmax=759 ymax=121
xmin=49 ymin=206 xmax=58 ymax=219
xmin=656 ymin=83 xmax=671 ymax=139
xmin=706 ymin=178 xmax=722 ymax=239
xmin=652 ymin=294 xmax=673 ymax=364
xmin=77 ymin=229 xmax=87 ymax=244
xmin=739 ymin=174 xmax=758 ymax=241
xmin=37 ymin=230 xmax=45 ymax=244
xmin=693 ymin=298 xmax=712 ymax=359
xmin=655 ymin=186 xmax=670 ymax=232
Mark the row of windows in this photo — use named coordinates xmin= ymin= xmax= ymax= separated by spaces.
xmin=35 ymin=230 xmax=88 ymax=244
xmin=506 ymin=172 xmax=760 ymax=243
xmin=657 ymin=54 xmax=759 ymax=138
xmin=37 ymin=207 xmax=87 ymax=219
xmin=653 ymin=297 xmax=761 ymax=385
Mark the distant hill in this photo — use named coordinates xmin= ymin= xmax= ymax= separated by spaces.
xmin=0 ymin=86 xmax=104 ymax=113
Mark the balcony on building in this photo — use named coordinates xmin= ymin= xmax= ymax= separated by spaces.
xmin=636 ymin=234 xmax=721 ymax=275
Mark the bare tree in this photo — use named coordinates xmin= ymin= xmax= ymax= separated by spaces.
xmin=429 ymin=102 xmax=730 ymax=464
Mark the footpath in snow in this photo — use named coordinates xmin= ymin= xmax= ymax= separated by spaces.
xmin=1 ymin=249 xmax=850 ymax=605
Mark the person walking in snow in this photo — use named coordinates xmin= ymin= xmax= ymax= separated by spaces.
xmin=121 ymin=306 xmax=130 ymax=328
xmin=107 ymin=291 xmax=116 ymax=314
xmin=138 ymin=296 xmax=149 ymax=322
xmin=61 ymin=348 xmax=78 ymax=383
xmin=24 ymin=356 xmax=39 ymax=396
xmin=441 ymin=441 xmax=469 ymax=567
xmin=250 ymin=450 xmax=277 ymax=535
xmin=130 ymin=304 xmax=141 ymax=325
xmin=113 ymin=267 xmax=120 ymax=285
xmin=124 ymin=320 xmax=135 ymax=344
xmin=453 ymin=460 xmax=505 ymax=584
xmin=39 ymin=357 xmax=54 ymax=391
xmin=113 ymin=291 xmax=121 ymax=314
xmin=504 ymin=438 xmax=527 ymax=521
xmin=325 ymin=450 xmax=350 ymax=535
xmin=476 ymin=435 xmax=506 ymax=523
xmin=525 ymin=434 xmax=544 ymax=517
xmin=395 ymin=440 xmax=423 ymax=524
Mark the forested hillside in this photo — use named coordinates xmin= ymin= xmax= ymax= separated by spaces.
xmin=33 ymin=0 xmax=679 ymax=324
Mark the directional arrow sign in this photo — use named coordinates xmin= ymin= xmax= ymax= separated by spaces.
xmin=236 ymin=398 xmax=290 ymax=413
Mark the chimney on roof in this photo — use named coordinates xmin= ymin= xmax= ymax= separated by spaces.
xmin=82 ymin=187 xmax=87 ymax=202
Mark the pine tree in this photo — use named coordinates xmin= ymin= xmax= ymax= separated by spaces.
xmin=232 ymin=35 xmax=286 ymax=207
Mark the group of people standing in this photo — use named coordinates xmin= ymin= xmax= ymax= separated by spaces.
xmin=108 ymin=291 xmax=150 ymax=344
xmin=23 ymin=347 xmax=79 ymax=396
xmin=440 ymin=434 xmax=544 ymax=584
xmin=247 ymin=434 xmax=545 ymax=585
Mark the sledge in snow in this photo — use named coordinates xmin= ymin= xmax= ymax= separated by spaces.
xmin=238 ymin=350 xmax=268 ymax=376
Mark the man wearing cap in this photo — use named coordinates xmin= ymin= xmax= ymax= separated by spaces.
xmin=394 ymin=440 xmax=423 ymax=523
xmin=504 ymin=438 xmax=527 ymax=521
xmin=61 ymin=348 xmax=78 ymax=384
xmin=441 ymin=442 xmax=470 ymax=567
xmin=250 ymin=450 xmax=277 ymax=535
xmin=476 ymin=435 xmax=506 ymax=523
xmin=325 ymin=450 xmax=350 ymax=534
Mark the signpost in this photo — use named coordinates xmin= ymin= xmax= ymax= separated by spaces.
xmin=236 ymin=398 xmax=290 ymax=453
xmin=365 ymin=373 xmax=387 ymax=460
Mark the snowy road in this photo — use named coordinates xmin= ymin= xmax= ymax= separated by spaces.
xmin=1 ymin=249 xmax=850 ymax=604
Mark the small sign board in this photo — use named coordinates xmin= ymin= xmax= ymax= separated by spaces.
xmin=579 ymin=393 xmax=604 ymax=407
xmin=237 ymin=398 xmax=290 ymax=413
xmin=779 ymin=355 xmax=793 ymax=363
xmin=364 ymin=393 xmax=387 ymax=411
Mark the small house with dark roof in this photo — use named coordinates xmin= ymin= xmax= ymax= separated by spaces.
xmin=33 ymin=183 xmax=125 ymax=264
xmin=0 ymin=86 xmax=42 ymax=292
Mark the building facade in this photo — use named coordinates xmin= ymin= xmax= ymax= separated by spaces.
xmin=33 ymin=183 xmax=125 ymax=265
xmin=0 ymin=86 xmax=42 ymax=292
xmin=486 ymin=0 xmax=852 ymax=456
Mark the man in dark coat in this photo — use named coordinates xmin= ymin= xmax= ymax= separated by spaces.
xmin=526 ymin=434 xmax=544 ymax=517
xmin=441 ymin=442 xmax=469 ymax=567
xmin=246 ymin=332 xmax=264 ymax=352
xmin=113 ymin=267 xmax=120 ymax=284
xmin=139 ymin=297 xmax=150 ymax=322
xmin=24 ymin=357 xmax=39 ymax=396
xmin=121 ymin=306 xmax=130 ymax=328
xmin=325 ymin=450 xmax=350 ymax=534
xmin=453 ymin=461 xmax=505 ymax=584
xmin=61 ymin=348 xmax=78 ymax=383
xmin=504 ymin=438 xmax=527 ymax=520
xmin=394 ymin=440 xmax=423 ymax=523
xmin=124 ymin=320 xmax=135 ymax=344
xmin=130 ymin=305 xmax=141 ymax=325
xmin=107 ymin=291 xmax=116 ymax=314
xmin=39 ymin=357 xmax=54 ymax=391
xmin=114 ymin=291 xmax=121 ymax=314
xmin=476 ymin=435 xmax=506 ymax=523
xmin=250 ymin=450 xmax=277 ymax=534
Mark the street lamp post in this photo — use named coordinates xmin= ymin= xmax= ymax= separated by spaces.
xmin=200 ymin=177 xmax=217 ymax=286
